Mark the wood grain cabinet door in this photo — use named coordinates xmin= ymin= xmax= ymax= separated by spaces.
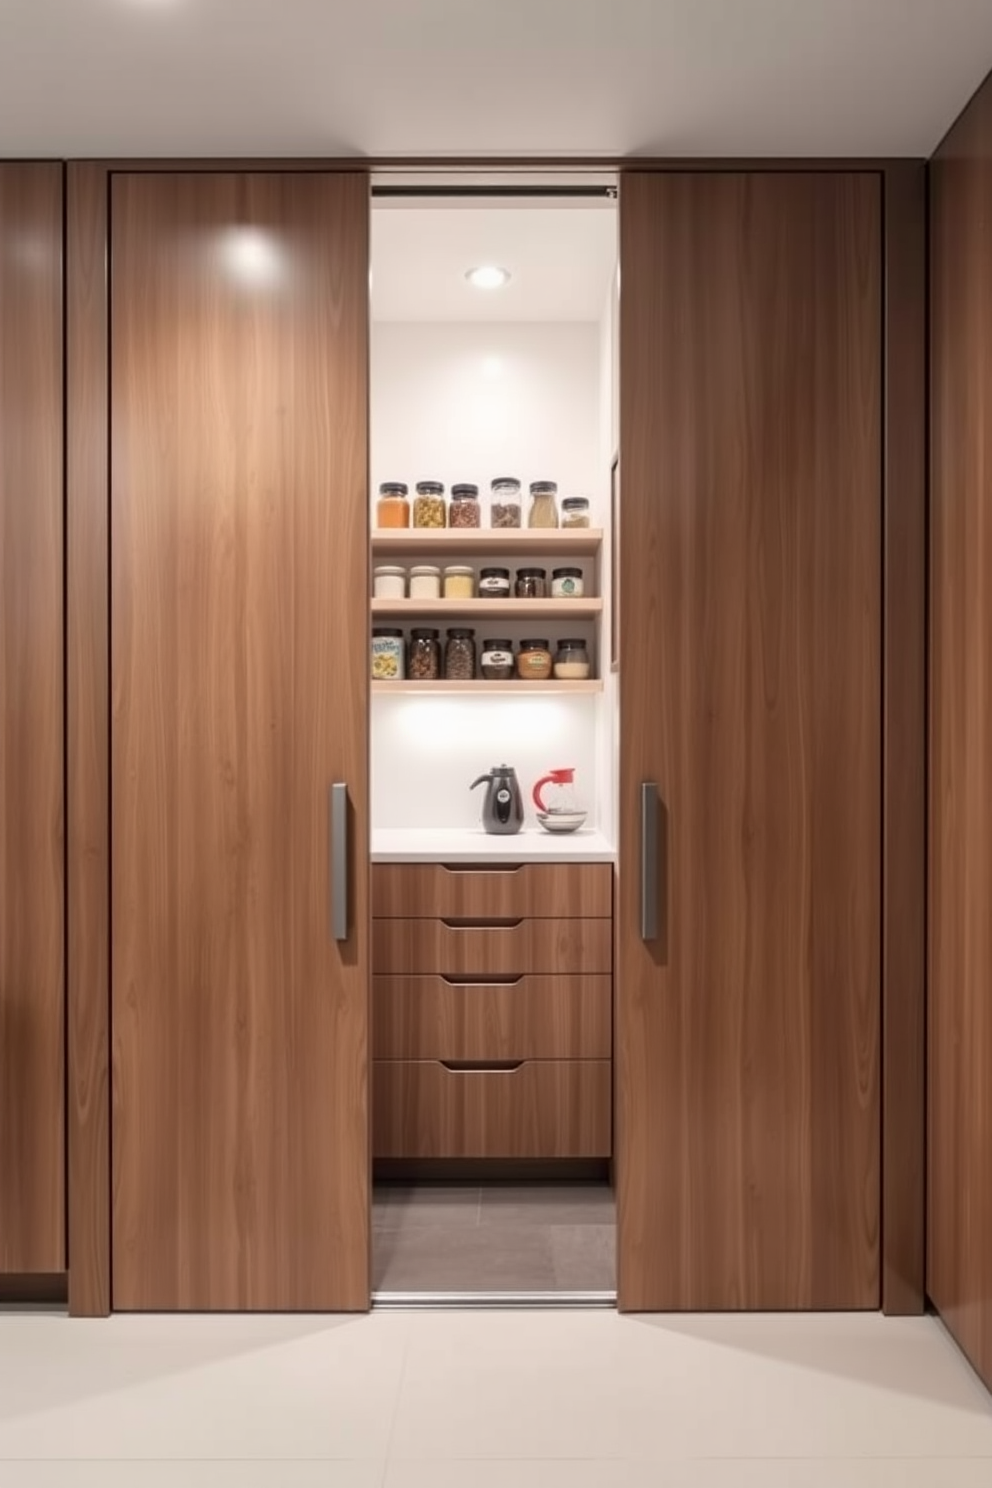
xmin=110 ymin=173 xmax=370 ymax=1311
xmin=0 ymin=164 xmax=65 ymax=1274
xmin=616 ymin=172 xmax=881 ymax=1311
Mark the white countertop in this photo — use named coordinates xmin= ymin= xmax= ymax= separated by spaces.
xmin=371 ymin=828 xmax=616 ymax=864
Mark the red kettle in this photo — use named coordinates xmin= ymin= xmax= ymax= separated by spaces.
xmin=532 ymin=767 xmax=576 ymax=814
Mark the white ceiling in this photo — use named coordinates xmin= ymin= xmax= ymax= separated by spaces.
xmin=372 ymin=203 xmax=617 ymax=322
xmin=0 ymin=0 xmax=990 ymax=159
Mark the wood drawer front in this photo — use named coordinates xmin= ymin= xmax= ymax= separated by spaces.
xmin=373 ymin=975 xmax=612 ymax=1061
xmin=373 ymin=1059 xmax=612 ymax=1159
xmin=372 ymin=918 xmax=613 ymax=977
xmin=373 ymin=862 xmax=612 ymax=919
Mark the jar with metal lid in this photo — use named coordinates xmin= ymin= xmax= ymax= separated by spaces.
xmin=371 ymin=628 xmax=405 ymax=681
xmin=551 ymin=566 xmax=584 ymax=599
xmin=408 ymin=628 xmax=441 ymax=680
xmin=490 ymin=477 xmax=522 ymax=529
xmin=373 ymin=565 xmax=406 ymax=600
xmin=554 ymin=638 xmax=591 ymax=680
xmin=444 ymin=565 xmax=475 ymax=600
xmin=560 ymin=497 xmax=591 ymax=529
xmin=479 ymin=567 xmax=511 ymax=599
xmin=515 ymin=567 xmax=547 ymax=599
xmin=409 ymin=564 xmax=441 ymax=600
xmin=450 ymin=484 xmax=481 ymax=529
xmin=376 ymin=483 xmax=410 ymax=529
xmin=528 ymin=481 xmax=559 ymax=528
xmin=413 ymin=480 xmax=447 ymax=529
xmin=517 ymin=638 xmax=553 ymax=681
xmin=444 ymin=628 xmax=477 ymax=681
xmin=481 ymin=638 xmax=515 ymax=680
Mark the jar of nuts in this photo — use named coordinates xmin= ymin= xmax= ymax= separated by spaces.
xmin=444 ymin=628 xmax=477 ymax=681
xmin=450 ymin=484 xmax=481 ymax=528
xmin=413 ymin=481 xmax=447 ymax=529
xmin=408 ymin=628 xmax=441 ymax=680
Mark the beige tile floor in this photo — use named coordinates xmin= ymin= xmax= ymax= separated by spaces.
xmin=0 ymin=1308 xmax=990 ymax=1485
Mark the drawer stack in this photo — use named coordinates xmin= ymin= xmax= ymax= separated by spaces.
xmin=372 ymin=862 xmax=613 ymax=1159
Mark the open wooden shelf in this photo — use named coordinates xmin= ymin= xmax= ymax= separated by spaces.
xmin=371 ymin=598 xmax=604 ymax=621
xmin=372 ymin=680 xmax=603 ymax=696
xmin=371 ymin=528 xmax=603 ymax=557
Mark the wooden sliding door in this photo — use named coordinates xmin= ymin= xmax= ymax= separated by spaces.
xmin=111 ymin=173 xmax=370 ymax=1310
xmin=0 ymin=164 xmax=65 ymax=1275
xmin=616 ymin=172 xmax=881 ymax=1311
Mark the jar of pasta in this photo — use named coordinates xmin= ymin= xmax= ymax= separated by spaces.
xmin=528 ymin=481 xmax=559 ymax=528
xmin=376 ymin=483 xmax=410 ymax=528
xmin=413 ymin=481 xmax=447 ymax=529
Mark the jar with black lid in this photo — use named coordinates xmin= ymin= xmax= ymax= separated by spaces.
xmin=528 ymin=481 xmax=559 ymax=528
xmin=450 ymin=484 xmax=481 ymax=529
xmin=481 ymin=639 xmax=515 ymax=680
xmin=408 ymin=628 xmax=441 ymax=680
xmin=560 ymin=497 xmax=591 ymax=529
xmin=479 ymin=567 xmax=511 ymax=599
xmin=413 ymin=481 xmax=447 ymax=529
xmin=444 ymin=628 xmax=477 ymax=681
xmin=551 ymin=566 xmax=584 ymax=598
xmin=515 ymin=567 xmax=547 ymax=599
xmin=490 ymin=478 xmax=522 ymax=529
xmin=554 ymin=638 xmax=591 ymax=680
xmin=517 ymin=638 xmax=553 ymax=680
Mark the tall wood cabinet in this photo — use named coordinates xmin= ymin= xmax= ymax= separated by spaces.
xmin=0 ymin=164 xmax=65 ymax=1275
xmin=109 ymin=173 xmax=370 ymax=1310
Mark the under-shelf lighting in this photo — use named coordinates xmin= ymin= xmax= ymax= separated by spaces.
xmin=466 ymin=265 xmax=511 ymax=290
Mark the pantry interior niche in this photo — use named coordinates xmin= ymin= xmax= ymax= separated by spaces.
xmin=369 ymin=175 xmax=620 ymax=1302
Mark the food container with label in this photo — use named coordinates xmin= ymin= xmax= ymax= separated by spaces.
xmin=373 ymin=565 xmax=407 ymax=600
xmin=408 ymin=628 xmax=441 ymax=680
xmin=560 ymin=497 xmax=591 ymax=529
xmin=481 ymin=638 xmax=515 ymax=680
xmin=554 ymin=639 xmax=591 ymax=679
xmin=444 ymin=565 xmax=475 ymax=600
xmin=515 ymin=567 xmax=547 ymax=599
xmin=479 ymin=567 xmax=511 ymax=599
xmin=409 ymin=565 xmax=442 ymax=600
xmin=413 ymin=481 xmax=447 ymax=529
xmin=490 ymin=478 xmax=522 ymax=529
xmin=444 ymin=628 xmax=477 ymax=680
xmin=450 ymin=484 xmax=481 ymax=528
xmin=528 ymin=481 xmax=559 ymax=528
xmin=371 ymin=628 xmax=405 ymax=681
xmin=376 ymin=483 xmax=410 ymax=528
xmin=551 ymin=567 xmax=584 ymax=599
xmin=517 ymin=638 xmax=553 ymax=681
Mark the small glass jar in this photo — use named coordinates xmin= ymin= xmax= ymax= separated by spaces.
xmin=560 ymin=497 xmax=591 ymax=529
xmin=409 ymin=564 xmax=441 ymax=600
xmin=371 ymin=628 xmax=405 ymax=681
xmin=479 ymin=567 xmax=511 ymax=599
xmin=554 ymin=639 xmax=591 ymax=680
xmin=490 ymin=477 xmax=522 ymax=529
xmin=481 ymin=638 xmax=515 ymax=681
xmin=376 ymin=483 xmax=410 ymax=529
xmin=444 ymin=565 xmax=475 ymax=600
xmin=413 ymin=480 xmax=447 ymax=529
xmin=408 ymin=628 xmax=441 ymax=680
xmin=551 ymin=566 xmax=584 ymax=599
xmin=515 ymin=567 xmax=547 ymax=599
xmin=373 ymin=565 xmax=406 ymax=600
xmin=450 ymin=484 xmax=481 ymax=529
xmin=444 ymin=628 xmax=477 ymax=681
xmin=517 ymin=638 xmax=553 ymax=681
xmin=528 ymin=481 xmax=559 ymax=528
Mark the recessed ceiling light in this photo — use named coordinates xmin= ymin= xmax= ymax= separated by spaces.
xmin=466 ymin=266 xmax=511 ymax=290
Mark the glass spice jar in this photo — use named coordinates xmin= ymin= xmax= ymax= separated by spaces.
xmin=376 ymin=483 xmax=410 ymax=528
xmin=450 ymin=484 xmax=481 ymax=528
xmin=444 ymin=565 xmax=475 ymax=600
xmin=478 ymin=567 xmax=511 ymax=599
xmin=408 ymin=628 xmax=441 ymax=680
xmin=560 ymin=497 xmax=591 ymax=529
xmin=413 ymin=480 xmax=447 ymax=529
xmin=481 ymin=638 xmax=515 ymax=681
xmin=528 ymin=481 xmax=559 ymax=528
xmin=373 ymin=565 xmax=406 ymax=600
xmin=551 ymin=566 xmax=584 ymax=599
xmin=517 ymin=638 xmax=553 ymax=681
xmin=371 ymin=628 xmax=405 ymax=681
xmin=444 ymin=628 xmax=477 ymax=681
xmin=515 ymin=567 xmax=547 ymax=599
xmin=490 ymin=477 xmax=522 ymax=529
xmin=409 ymin=565 xmax=442 ymax=600
xmin=554 ymin=638 xmax=591 ymax=680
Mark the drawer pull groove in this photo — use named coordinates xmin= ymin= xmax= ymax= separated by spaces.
xmin=439 ymin=974 xmax=524 ymax=987
xmin=440 ymin=1060 xmax=523 ymax=1074
xmin=440 ymin=864 xmax=524 ymax=876
xmin=441 ymin=917 xmax=524 ymax=929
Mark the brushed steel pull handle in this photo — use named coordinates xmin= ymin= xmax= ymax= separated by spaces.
xmin=331 ymin=782 xmax=349 ymax=942
xmin=641 ymin=781 xmax=659 ymax=942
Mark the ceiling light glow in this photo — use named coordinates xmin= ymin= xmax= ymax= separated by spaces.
xmin=466 ymin=265 xmax=510 ymax=290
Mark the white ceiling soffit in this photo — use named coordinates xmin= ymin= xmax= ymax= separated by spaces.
xmin=0 ymin=0 xmax=991 ymax=158
xmin=371 ymin=203 xmax=617 ymax=322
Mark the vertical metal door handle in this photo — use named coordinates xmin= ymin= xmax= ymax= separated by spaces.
xmin=331 ymin=782 xmax=349 ymax=942
xmin=641 ymin=781 xmax=659 ymax=942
